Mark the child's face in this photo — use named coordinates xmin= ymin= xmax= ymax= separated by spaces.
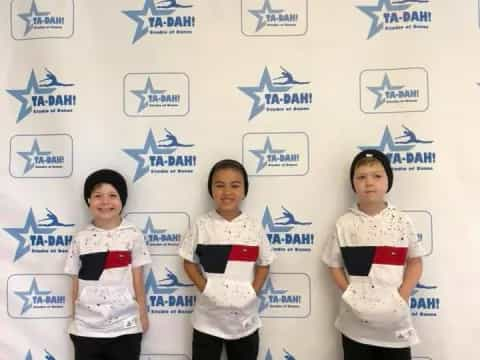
xmin=211 ymin=168 xmax=245 ymax=220
xmin=353 ymin=161 xmax=388 ymax=206
xmin=88 ymin=183 xmax=122 ymax=226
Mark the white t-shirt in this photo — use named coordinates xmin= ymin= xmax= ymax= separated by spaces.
xmin=322 ymin=203 xmax=427 ymax=348
xmin=64 ymin=220 xmax=151 ymax=338
xmin=179 ymin=210 xmax=275 ymax=340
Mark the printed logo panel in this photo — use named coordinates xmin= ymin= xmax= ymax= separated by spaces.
xmin=9 ymin=134 xmax=73 ymax=178
xmin=241 ymin=0 xmax=308 ymax=36
xmin=7 ymin=274 xmax=71 ymax=318
xmin=259 ymin=273 xmax=310 ymax=318
xmin=360 ymin=68 xmax=429 ymax=113
xmin=10 ymin=0 xmax=74 ymax=40
xmin=243 ymin=132 xmax=309 ymax=176
xmin=125 ymin=212 xmax=190 ymax=256
xmin=123 ymin=73 xmax=190 ymax=117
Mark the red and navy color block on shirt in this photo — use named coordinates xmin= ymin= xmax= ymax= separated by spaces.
xmin=340 ymin=246 xmax=407 ymax=276
xmin=196 ymin=244 xmax=259 ymax=273
xmin=79 ymin=251 xmax=132 ymax=280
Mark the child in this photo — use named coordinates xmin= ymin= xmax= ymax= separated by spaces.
xmin=179 ymin=159 xmax=275 ymax=360
xmin=64 ymin=169 xmax=151 ymax=360
xmin=322 ymin=150 xmax=426 ymax=360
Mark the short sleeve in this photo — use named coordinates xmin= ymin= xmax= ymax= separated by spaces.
xmin=403 ymin=214 xmax=427 ymax=258
xmin=131 ymin=229 xmax=152 ymax=268
xmin=256 ymin=224 xmax=275 ymax=266
xmin=178 ymin=222 xmax=199 ymax=263
xmin=64 ymin=235 xmax=81 ymax=275
xmin=321 ymin=227 xmax=344 ymax=268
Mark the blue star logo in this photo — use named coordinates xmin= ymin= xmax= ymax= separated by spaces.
xmin=250 ymin=136 xmax=285 ymax=173
xmin=17 ymin=139 xmax=51 ymax=175
xmin=14 ymin=278 xmax=51 ymax=315
xmin=18 ymin=0 xmax=50 ymax=36
xmin=249 ymin=0 xmax=283 ymax=32
xmin=131 ymin=77 xmax=166 ymax=113
xmin=358 ymin=126 xmax=415 ymax=153
xmin=238 ymin=67 xmax=291 ymax=121
xmin=357 ymin=0 xmax=409 ymax=39
xmin=258 ymin=278 xmax=288 ymax=313
xmin=143 ymin=216 xmax=167 ymax=236
xmin=25 ymin=350 xmax=33 ymax=360
xmin=367 ymin=73 xmax=404 ymax=110
xmin=262 ymin=206 xmax=294 ymax=233
xmin=145 ymin=269 xmax=177 ymax=295
xmin=123 ymin=129 xmax=176 ymax=182
xmin=3 ymin=208 xmax=55 ymax=261
xmin=122 ymin=0 xmax=175 ymax=44
xmin=6 ymin=70 xmax=55 ymax=123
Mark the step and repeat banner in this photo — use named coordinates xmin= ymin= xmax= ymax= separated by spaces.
xmin=1 ymin=1 xmax=479 ymax=359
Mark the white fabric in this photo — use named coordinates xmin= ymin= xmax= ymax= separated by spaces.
xmin=322 ymin=203 xmax=427 ymax=348
xmin=179 ymin=210 xmax=275 ymax=339
xmin=64 ymin=220 xmax=151 ymax=338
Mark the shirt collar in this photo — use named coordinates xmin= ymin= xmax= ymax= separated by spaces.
xmin=349 ymin=201 xmax=395 ymax=217
xmin=86 ymin=218 xmax=135 ymax=232
xmin=208 ymin=209 xmax=247 ymax=223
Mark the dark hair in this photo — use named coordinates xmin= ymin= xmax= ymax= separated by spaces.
xmin=207 ymin=159 xmax=249 ymax=197
xmin=350 ymin=149 xmax=393 ymax=193
xmin=84 ymin=169 xmax=128 ymax=207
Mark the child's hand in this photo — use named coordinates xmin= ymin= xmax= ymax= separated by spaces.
xmin=140 ymin=311 xmax=149 ymax=333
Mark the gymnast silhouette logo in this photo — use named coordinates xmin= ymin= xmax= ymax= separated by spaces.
xmin=123 ymin=128 xmax=196 ymax=182
xmin=145 ymin=268 xmax=193 ymax=295
xmin=157 ymin=0 xmax=192 ymax=9
xmin=258 ymin=278 xmax=288 ymax=313
xmin=7 ymin=68 xmax=77 ymax=123
xmin=39 ymin=68 xmax=74 ymax=88
xmin=38 ymin=208 xmax=74 ymax=227
xmin=394 ymin=125 xmax=433 ymax=144
xmin=4 ymin=208 xmax=74 ymax=261
xmin=262 ymin=206 xmax=311 ymax=233
xmin=265 ymin=348 xmax=297 ymax=360
xmin=238 ymin=67 xmax=312 ymax=121
xmin=359 ymin=126 xmax=421 ymax=153
xmin=24 ymin=349 xmax=57 ymax=360
xmin=272 ymin=67 xmax=310 ymax=86
xmin=357 ymin=0 xmax=431 ymax=39
xmin=157 ymin=128 xmax=194 ymax=148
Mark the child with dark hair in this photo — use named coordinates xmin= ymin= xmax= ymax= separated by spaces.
xmin=65 ymin=169 xmax=151 ymax=360
xmin=179 ymin=159 xmax=275 ymax=360
xmin=322 ymin=150 xmax=426 ymax=360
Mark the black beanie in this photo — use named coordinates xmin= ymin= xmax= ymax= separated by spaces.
xmin=350 ymin=150 xmax=393 ymax=193
xmin=84 ymin=169 xmax=128 ymax=207
xmin=207 ymin=159 xmax=249 ymax=197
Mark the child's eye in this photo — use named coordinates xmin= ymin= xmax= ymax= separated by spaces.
xmin=110 ymin=193 xmax=118 ymax=198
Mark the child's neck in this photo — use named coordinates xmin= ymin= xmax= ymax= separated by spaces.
xmin=357 ymin=201 xmax=387 ymax=216
xmin=92 ymin=216 xmax=122 ymax=230
xmin=216 ymin=209 xmax=241 ymax=222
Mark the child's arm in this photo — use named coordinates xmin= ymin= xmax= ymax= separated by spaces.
xmin=183 ymin=260 xmax=207 ymax=292
xmin=252 ymin=265 xmax=269 ymax=294
xmin=399 ymin=256 xmax=423 ymax=301
xmin=132 ymin=266 xmax=149 ymax=333
xmin=328 ymin=267 xmax=349 ymax=292
xmin=71 ymin=275 xmax=79 ymax=317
